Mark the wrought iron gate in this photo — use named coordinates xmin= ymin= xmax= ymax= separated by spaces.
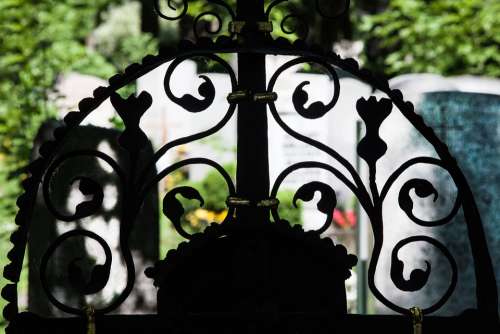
xmin=3 ymin=0 xmax=499 ymax=333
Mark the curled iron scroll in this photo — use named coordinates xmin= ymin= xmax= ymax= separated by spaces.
xmin=269 ymin=57 xmax=340 ymax=120
xmin=268 ymin=57 xmax=371 ymax=208
xmin=40 ymin=230 xmax=113 ymax=316
xmin=271 ymin=161 xmax=372 ymax=235
xmin=154 ymin=0 xmax=235 ymax=38
xmin=137 ymin=53 xmax=237 ymax=185
xmin=380 ymin=157 xmax=462 ymax=227
xmin=40 ymin=150 xmax=129 ymax=315
xmin=154 ymin=0 xmax=188 ymax=21
xmin=193 ymin=11 xmax=223 ymax=40
xmin=139 ymin=158 xmax=236 ymax=239
xmin=266 ymin=0 xmax=350 ymax=39
xmin=42 ymin=150 xmax=126 ymax=222
xmin=163 ymin=53 xmax=236 ymax=112
xmin=279 ymin=14 xmax=310 ymax=40
xmin=368 ymin=157 xmax=462 ymax=314
xmin=388 ymin=236 xmax=458 ymax=314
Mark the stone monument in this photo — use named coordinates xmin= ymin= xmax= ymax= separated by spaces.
xmin=28 ymin=120 xmax=159 ymax=315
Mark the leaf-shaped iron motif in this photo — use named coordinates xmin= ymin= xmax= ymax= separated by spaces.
xmin=40 ymin=230 xmax=113 ymax=314
xmin=68 ymin=256 xmax=111 ymax=295
xmin=163 ymin=186 xmax=205 ymax=239
xmin=169 ymin=75 xmax=215 ymax=113
xmin=72 ymin=177 xmax=104 ymax=220
xmin=356 ymin=97 xmax=392 ymax=168
xmin=293 ymin=81 xmax=326 ymax=119
xmin=292 ymin=80 xmax=339 ymax=119
xmin=399 ymin=178 xmax=439 ymax=225
xmin=388 ymin=236 xmax=458 ymax=312
xmin=391 ymin=254 xmax=431 ymax=292
xmin=110 ymin=91 xmax=152 ymax=152
xmin=293 ymin=181 xmax=336 ymax=234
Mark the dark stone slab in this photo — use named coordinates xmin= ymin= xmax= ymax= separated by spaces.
xmin=419 ymin=92 xmax=500 ymax=314
xmin=28 ymin=120 xmax=159 ymax=316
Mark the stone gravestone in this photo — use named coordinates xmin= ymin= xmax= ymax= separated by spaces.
xmin=418 ymin=92 xmax=500 ymax=314
xmin=373 ymin=83 xmax=500 ymax=315
xmin=29 ymin=120 xmax=159 ymax=315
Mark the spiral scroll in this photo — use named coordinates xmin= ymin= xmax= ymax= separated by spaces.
xmin=279 ymin=14 xmax=310 ymax=40
xmin=193 ymin=12 xmax=223 ymax=40
xmin=39 ymin=149 xmax=129 ymax=315
xmin=380 ymin=157 xmax=462 ymax=227
xmin=139 ymin=158 xmax=236 ymax=239
xmin=154 ymin=0 xmax=235 ymax=39
xmin=42 ymin=150 xmax=126 ymax=222
xmin=266 ymin=0 xmax=350 ymax=39
xmin=271 ymin=162 xmax=372 ymax=235
xmin=368 ymin=156 xmax=463 ymax=314
xmin=268 ymin=57 xmax=371 ymax=208
xmin=387 ymin=236 xmax=458 ymax=314
xmin=137 ymin=53 xmax=237 ymax=186
xmin=40 ymin=230 xmax=113 ymax=315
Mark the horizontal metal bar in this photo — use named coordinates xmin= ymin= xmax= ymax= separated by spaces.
xmin=9 ymin=311 xmax=500 ymax=334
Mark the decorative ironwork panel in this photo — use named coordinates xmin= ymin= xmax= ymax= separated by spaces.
xmin=2 ymin=0 xmax=499 ymax=333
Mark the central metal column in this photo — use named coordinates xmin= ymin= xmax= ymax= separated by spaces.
xmin=235 ymin=0 xmax=270 ymax=224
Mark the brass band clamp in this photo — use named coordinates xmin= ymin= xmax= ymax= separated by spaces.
xmin=253 ymin=92 xmax=278 ymax=103
xmin=227 ymin=91 xmax=278 ymax=104
xmin=85 ymin=305 xmax=96 ymax=334
xmin=228 ymin=21 xmax=246 ymax=34
xmin=226 ymin=196 xmax=280 ymax=209
xmin=257 ymin=21 xmax=273 ymax=33
xmin=229 ymin=21 xmax=273 ymax=34
xmin=227 ymin=90 xmax=251 ymax=103
xmin=410 ymin=306 xmax=423 ymax=334
xmin=256 ymin=198 xmax=280 ymax=208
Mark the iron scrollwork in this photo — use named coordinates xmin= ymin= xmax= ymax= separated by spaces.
xmin=2 ymin=1 xmax=498 ymax=330
xmin=269 ymin=59 xmax=467 ymax=315
xmin=268 ymin=57 xmax=373 ymax=219
xmin=142 ymin=158 xmax=236 ymax=240
xmin=153 ymin=0 xmax=351 ymax=41
xmin=154 ymin=0 xmax=236 ymax=39
xmin=266 ymin=0 xmax=350 ymax=39
xmin=34 ymin=51 xmax=239 ymax=316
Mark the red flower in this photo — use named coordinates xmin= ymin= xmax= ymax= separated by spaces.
xmin=333 ymin=209 xmax=357 ymax=228
xmin=345 ymin=210 xmax=357 ymax=228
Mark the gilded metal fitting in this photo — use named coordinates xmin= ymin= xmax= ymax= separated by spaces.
xmin=85 ymin=305 xmax=96 ymax=334
xmin=227 ymin=90 xmax=251 ymax=103
xmin=256 ymin=198 xmax=280 ymax=208
xmin=229 ymin=21 xmax=273 ymax=34
xmin=228 ymin=21 xmax=246 ymax=34
xmin=226 ymin=197 xmax=279 ymax=208
xmin=257 ymin=21 xmax=273 ymax=33
xmin=410 ymin=306 xmax=423 ymax=334
xmin=253 ymin=92 xmax=278 ymax=103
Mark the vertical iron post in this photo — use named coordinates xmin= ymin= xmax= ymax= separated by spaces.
xmin=355 ymin=119 xmax=368 ymax=314
xmin=235 ymin=0 xmax=270 ymax=224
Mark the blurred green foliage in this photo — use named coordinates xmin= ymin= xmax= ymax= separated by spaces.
xmin=0 ymin=1 xmax=156 ymax=328
xmin=362 ymin=0 xmax=500 ymax=77
xmin=0 ymin=0 xmax=157 ymax=231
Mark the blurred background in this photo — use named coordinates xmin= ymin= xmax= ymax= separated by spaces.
xmin=0 ymin=0 xmax=499 ymax=330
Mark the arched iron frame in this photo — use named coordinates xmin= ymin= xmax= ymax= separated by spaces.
xmin=3 ymin=0 xmax=499 ymax=333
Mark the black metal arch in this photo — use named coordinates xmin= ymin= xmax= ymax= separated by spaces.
xmin=3 ymin=0 xmax=499 ymax=333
